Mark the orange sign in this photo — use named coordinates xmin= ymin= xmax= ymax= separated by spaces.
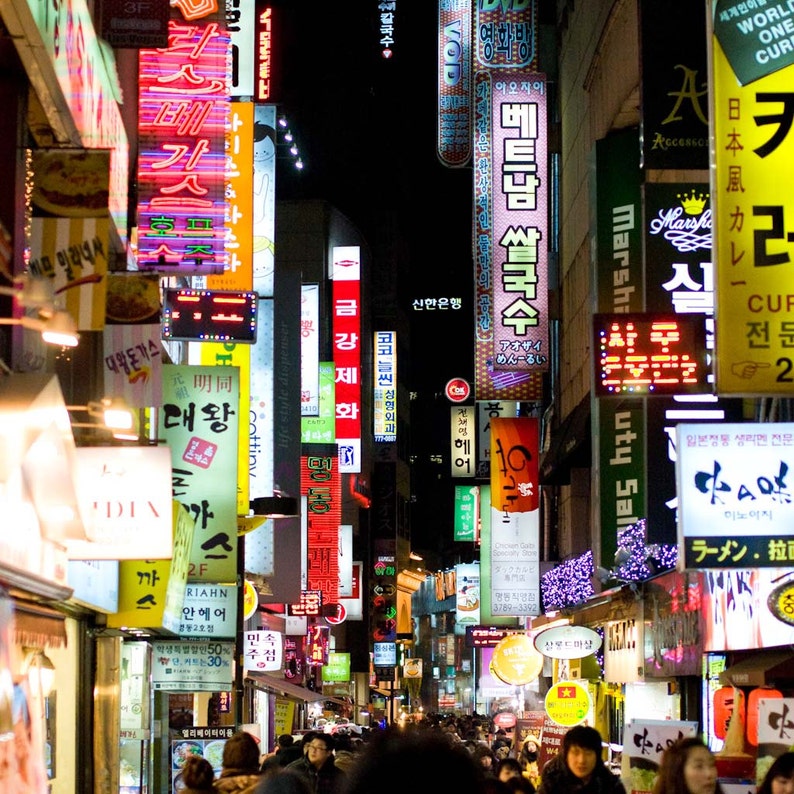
xmin=491 ymin=634 xmax=544 ymax=685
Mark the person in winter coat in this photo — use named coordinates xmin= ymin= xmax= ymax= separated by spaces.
xmin=181 ymin=755 xmax=216 ymax=793
xmin=287 ymin=733 xmax=346 ymax=794
xmin=537 ymin=726 xmax=625 ymax=794
xmin=214 ymin=731 xmax=264 ymax=794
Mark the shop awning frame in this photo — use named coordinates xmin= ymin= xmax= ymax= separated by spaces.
xmin=246 ymin=672 xmax=349 ymax=707
xmin=719 ymin=649 xmax=794 ymax=687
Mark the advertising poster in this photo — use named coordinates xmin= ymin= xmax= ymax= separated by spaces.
xmin=622 ymin=719 xmax=698 ymax=794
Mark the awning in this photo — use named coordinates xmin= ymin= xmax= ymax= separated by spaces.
xmin=246 ymin=672 xmax=349 ymax=707
xmin=14 ymin=599 xmax=68 ymax=649
xmin=540 ymin=395 xmax=591 ymax=485
xmin=719 ymin=649 xmax=794 ymax=687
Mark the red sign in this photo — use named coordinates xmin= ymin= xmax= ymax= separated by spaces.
xmin=301 ymin=449 xmax=341 ymax=603
xmin=137 ymin=20 xmax=231 ymax=274
xmin=445 ymin=377 xmax=471 ymax=403
xmin=325 ymin=603 xmax=347 ymax=625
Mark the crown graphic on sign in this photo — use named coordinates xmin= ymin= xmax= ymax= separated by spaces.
xmin=678 ymin=190 xmax=708 ymax=216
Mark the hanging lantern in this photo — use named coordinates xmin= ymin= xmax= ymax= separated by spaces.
xmin=713 ymin=686 xmax=745 ymax=740
xmin=746 ymin=687 xmax=783 ymax=746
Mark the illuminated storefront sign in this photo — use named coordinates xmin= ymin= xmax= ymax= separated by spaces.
xmin=137 ymin=20 xmax=231 ymax=274
xmin=593 ymin=313 xmax=709 ymax=397
xmin=489 ymin=416 xmax=540 ymax=616
xmin=677 ymin=422 xmax=794 ymax=569
xmin=332 ymin=246 xmax=362 ymax=472
xmin=437 ymin=0 xmax=472 ymax=167
xmin=373 ymin=331 xmax=396 ymax=443
xmin=490 ymin=73 xmax=549 ymax=373
xmin=300 ymin=449 xmax=341 ymax=604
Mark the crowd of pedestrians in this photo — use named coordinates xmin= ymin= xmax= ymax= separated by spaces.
xmin=181 ymin=721 xmax=794 ymax=794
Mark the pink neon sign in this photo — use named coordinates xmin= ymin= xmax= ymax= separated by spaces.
xmin=137 ymin=20 xmax=231 ymax=274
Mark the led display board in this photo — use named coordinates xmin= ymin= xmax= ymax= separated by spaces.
xmin=593 ymin=313 xmax=710 ymax=397
xmin=162 ymin=288 xmax=258 ymax=343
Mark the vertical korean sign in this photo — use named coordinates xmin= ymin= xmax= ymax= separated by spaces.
xmin=712 ymin=3 xmax=794 ymax=394
xmin=160 ymin=365 xmax=240 ymax=583
xmin=489 ymin=417 xmax=540 ymax=616
xmin=332 ymin=247 xmax=362 ymax=473
xmin=137 ymin=19 xmax=231 ymax=274
xmin=301 ymin=446 xmax=341 ymax=604
xmin=491 ymin=73 xmax=549 ymax=375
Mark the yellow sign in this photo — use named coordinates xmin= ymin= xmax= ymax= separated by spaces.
xmin=243 ymin=580 xmax=259 ymax=621
xmin=544 ymin=679 xmax=591 ymax=727
xmin=713 ymin=32 xmax=794 ymax=395
xmin=491 ymin=634 xmax=544 ymax=685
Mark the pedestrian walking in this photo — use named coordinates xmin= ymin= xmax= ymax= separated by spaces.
xmin=651 ymin=738 xmax=724 ymax=794
xmin=181 ymin=755 xmax=216 ymax=794
xmin=214 ymin=731 xmax=264 ymax=794
xmin=537 ymin=725 xmax=625 ymax=794
xmin=757 ymin=752 xmax=794 ymax=794
xmin=261 ymin=735 xmax=299 ymax=774
xmin=339 ymin=725 xmax=488 ymax=794
xmin=287 ymin=733 xmax=346 ymax=794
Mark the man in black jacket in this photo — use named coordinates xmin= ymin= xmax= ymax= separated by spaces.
xmin=537 ymin=726 xmax=626 ymax=794
xmin=287 ymin=734 xmax=346 ymax=794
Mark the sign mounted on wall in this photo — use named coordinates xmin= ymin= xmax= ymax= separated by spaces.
xmin=593 ymin=313 xmax=710 ymax=397
xmin=162 ymin=288 xmax=258 ymax=343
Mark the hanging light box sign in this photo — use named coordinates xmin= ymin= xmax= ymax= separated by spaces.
xmin=593 ymin=312 xmax=711 ymax=397
xmin=161 ymin=288 xmax=258 ymax=343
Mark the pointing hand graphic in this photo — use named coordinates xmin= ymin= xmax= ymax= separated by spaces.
xmin=731 ymin=360 xmax=771 ymax=379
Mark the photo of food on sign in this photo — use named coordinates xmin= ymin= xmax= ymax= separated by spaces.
xmin=105 ymin=273 xmax=162 ymax=324
xmin=31 ymin=149 xmax=111 ymax=218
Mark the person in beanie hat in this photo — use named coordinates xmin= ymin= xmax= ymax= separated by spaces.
xmin=537 ymin=726 xmax=625 ymax=794
xmin=214 ymin=731 xmax=264 ymax=794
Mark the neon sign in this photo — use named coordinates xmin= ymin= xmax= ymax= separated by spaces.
xmin=594 ymin=313 xmax=710 ymax=396
xmin=162 ymin=288 xmax=258 ymax=343
xmin=137 ymin=20 xmax=231 ymax=274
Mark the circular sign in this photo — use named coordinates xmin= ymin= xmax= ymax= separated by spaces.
xmin=243 ymin=580 xmax=259 ymax=621
xmin=768 ymin=580 xmax=794 ymax=626
xmin=533 ymin=625 xmax=603 ymax=659
xmin=491 ymin=634 xmax=544 ymax=686
xmin=544 ymin=680 xmax=591 ymax=727
xmin=445 ymin=377 xmax=471 ymax=403
xmin=325 ymin=603 xmax=347 ymax=625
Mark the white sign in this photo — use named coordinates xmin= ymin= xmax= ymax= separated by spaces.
xmin=243 ymin=630 xmax=283 ymax=672
xmin=677 ymin=422 xmax=794 ymax=569
xmin=152 ymin=641 xmax=234 ymax=691
xmin=72 ymin=446 xmax=173 ymax=559
xmin=534 ymin=625 xmax=602 ymax=659
xmin=179 ymin=584 xmax=238 ymax=639
xmin=623 ymin=719 xmax=698 ymax=794
xmin=451 ymin=405 xmax=476 ymax=477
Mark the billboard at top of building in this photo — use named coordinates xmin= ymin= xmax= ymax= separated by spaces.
xmin=475 ymin=0 xmax=537 ymax=70
xmin=676 ymin=422 xmax=794 ymax=570
xmin=137 ymin=19 xmax=231 ymax=275
xmin=437 ymin=0 xmax=472 ymax=167
xmin=711 ymin=3 xmax=794 ymax=395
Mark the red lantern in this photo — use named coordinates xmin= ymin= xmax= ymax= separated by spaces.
xmin=713 ymin=687 xmax=745 ymax=740
xmin=746 ymin=687 xmax=783 ymax=746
